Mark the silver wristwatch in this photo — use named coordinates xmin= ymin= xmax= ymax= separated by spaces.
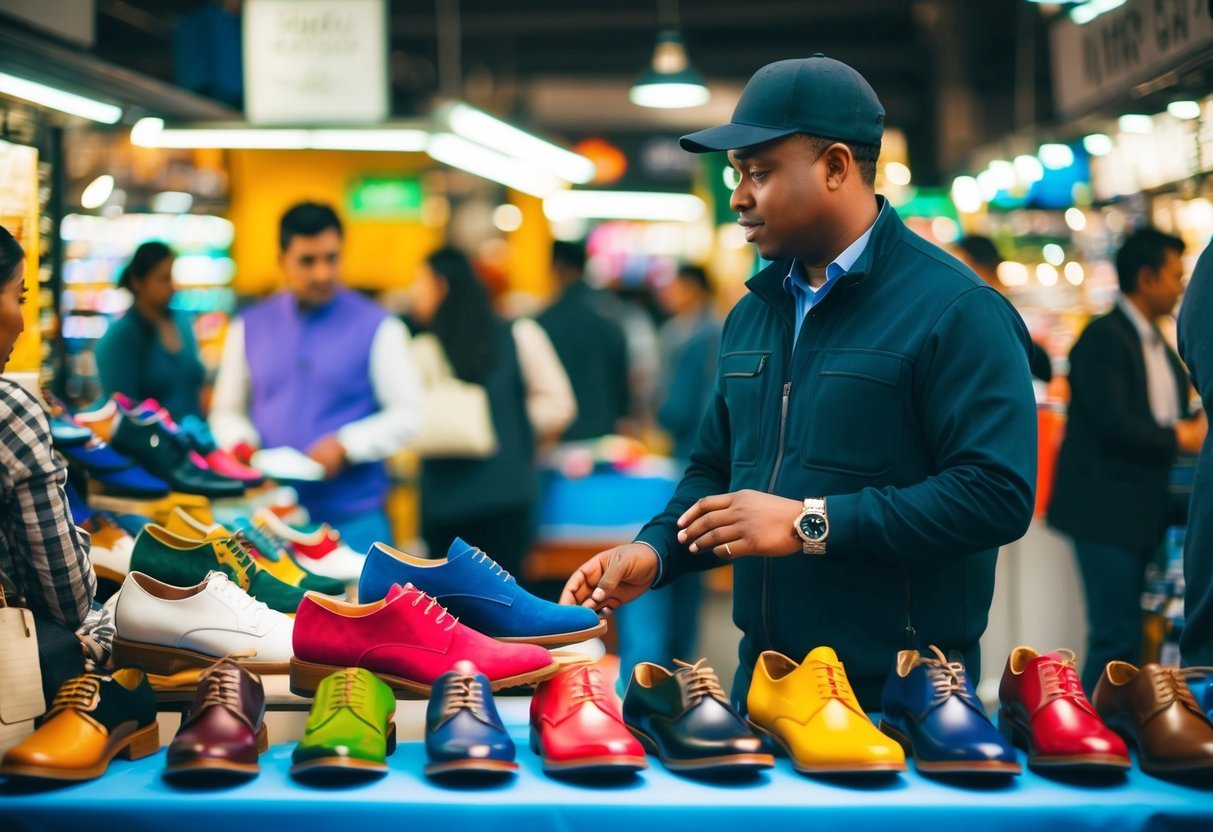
xmin=794 ymin=498 xmax=829 ymax=555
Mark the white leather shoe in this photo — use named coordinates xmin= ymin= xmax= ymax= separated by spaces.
xmin=250 ymin=446 xmax=326 ymax=482
xmin=111 ymin=571 xmax=294 ymax=674
xmin=89 ymin=535 xmax=134 ymax=583
xmin=252 ymin=509 xmax=366 ymax=583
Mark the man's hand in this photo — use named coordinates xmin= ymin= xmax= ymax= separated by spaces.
xmin=560 ymin=543 xmax=659 ymax=613
xmin=677 ymin=489 xmax=804 ymax=559
xmin=1177 ymin=411 xmax=1208 ymax=455
xmin=306 ymin=434 xmax=348 ymax=479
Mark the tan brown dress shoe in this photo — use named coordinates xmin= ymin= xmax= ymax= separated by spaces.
xmin=1093 ymin=661 xmax=1213 ymax=775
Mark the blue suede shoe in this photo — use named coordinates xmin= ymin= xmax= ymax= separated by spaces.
xmin=359 ymin=537 xmax=607 ymax=647
xmin=879 ymin=646 xmax=1021 ymax=776
xmin=424 ymin=661 xmax=517 ymax=779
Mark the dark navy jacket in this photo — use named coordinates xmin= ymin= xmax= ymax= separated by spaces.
xmin=636 ymin=200 xmax=1038 ymax=710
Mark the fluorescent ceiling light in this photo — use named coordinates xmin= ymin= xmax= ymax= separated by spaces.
xmin=1014 ymin=154 xmax=1044 ymax=184
xmin=543 ymin=191 xmax=705 ymax=223
xmin=1070 ymin=0 xmax=1127 ymax=25
xmin=442 ymin=103 xmax=595 ymax=184
xmin=1167 ymin=100 xmax=1201 ymax=120
xmin=130 ymin=118 xmax=428 ymax=151
xmin=427 ymin=133 xmax=563 ymax=198
xmin=80 ymin=175 xmax=115 ymax=209
xmin=630 ymin=82 xmax=711 ymax=109
xmin=1082 ymin=133 xmax=1114 ymax=156
xmin=1038 ymin=143 xmax=1075 ymax=169
xmin=1118 ymin=114 xmax=1154 ymax=134
xmin=0 ymin=72 xmax=122 ymax=124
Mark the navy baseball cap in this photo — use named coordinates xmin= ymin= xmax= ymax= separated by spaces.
xmin=680 ymin=54 xmax=885 ymax=153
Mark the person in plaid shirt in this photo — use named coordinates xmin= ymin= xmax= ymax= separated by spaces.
xmin=0 ymin=224 xmax=96 ymax=656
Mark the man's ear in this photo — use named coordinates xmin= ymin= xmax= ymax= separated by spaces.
xmin=824 ymin=143 xmax=852 ymax=191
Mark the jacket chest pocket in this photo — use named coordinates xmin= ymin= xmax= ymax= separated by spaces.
xmin=722 ymin=350 xmax=771 ymax=467
xmin=803 ymin=351 xmax=905 ymax=477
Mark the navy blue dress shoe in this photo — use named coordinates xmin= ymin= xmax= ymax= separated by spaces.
xmin=879 ymin=646 xmax=1020 ymax=776
xmin=50 ymin=417 xmax=94 ymax=447
xmin=359 ymin=538 xmax=606 ymax=647
xmin=425 ymin=661 xmax=517 ymax=779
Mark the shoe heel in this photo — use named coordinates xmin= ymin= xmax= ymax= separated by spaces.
xmin=256 ymin=723 xmax=270 ymax=755
xmin=745 ymin=718 xmax=783 ymax=758
xmin=529 ymin=726 xmax=542 ymax=756
xmin=385 ymin=721 xmax=398 ymax=757
xmin=997 ymin=712 xmax=1028 ymax=752
xmin=628 ymin=726 xmax=659 ymax=756
xmin=878 ymin=720 xmax=913 ymax=758
xmin=288 ymin=657 xmax=342 ymax=697
xmin=123 ymin=723 xmax=161 ymax=760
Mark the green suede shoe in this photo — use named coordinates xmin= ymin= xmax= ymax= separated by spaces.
xmin=127 ymin=524 xmax=308 ymax=615
xmin=291 ymin=668 xmax=397 ymax=779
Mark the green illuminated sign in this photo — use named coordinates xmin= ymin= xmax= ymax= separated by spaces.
xmin=348 ymin=176 xmax=423 ymax=218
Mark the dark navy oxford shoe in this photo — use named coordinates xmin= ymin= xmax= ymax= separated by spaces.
xmin=425 ymin=661 xmax=517 ymax=780
xmin=879 ymin=646 xmax=1021 ymax=776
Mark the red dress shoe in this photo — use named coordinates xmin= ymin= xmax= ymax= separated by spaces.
xmin=997 ymin=646 xmax=1130 ymax=772
xmin=290 ymin=583 xmax=558 ymax=698
xmin=530 ymin=662 xmax=648 ymax=775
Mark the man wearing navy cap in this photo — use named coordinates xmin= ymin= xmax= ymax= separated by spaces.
xmin=563 ymin=56 xmax=1037 ymax=710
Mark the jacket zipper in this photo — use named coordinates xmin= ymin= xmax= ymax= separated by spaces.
xmin=761 ymin=381 xmax=793 ymax=649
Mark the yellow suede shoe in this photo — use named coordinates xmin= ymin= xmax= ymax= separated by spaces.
xmin=747 ymin=646 xmax=906 ymax=774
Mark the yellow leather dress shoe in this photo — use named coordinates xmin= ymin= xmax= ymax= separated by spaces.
xmin=747 ymin=647 xmax=906 ymax=774
xmin=0 ymin=668 xmax=159 ymax=781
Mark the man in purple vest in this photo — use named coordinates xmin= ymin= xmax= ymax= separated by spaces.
xmin=210 ymin=202 xmax=421 ymax=554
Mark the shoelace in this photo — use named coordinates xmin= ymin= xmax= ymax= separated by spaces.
xmin=206 ymin=571 xmax=270 ymax=627
xmin=198 ymin=666 xmax=243 ymax=712
xmin=1153 ymin=667 xmax=1213 ymax=715
xmin=236 ymin=524 xmax=284 ymax=562
xmin=227 ymin=533 xmax=260 ymax=572
xmin=328 ymin=669 xmax=368 ymax=713
xmin=570 ymin=664 xmax=607 ymax=706
xmin=251 ymin=519 xmax=297 ymax=556
xmin=48 ymin=675 xmax=100 ymax=717
xmin=919 ymin=645 xmax=972 ymax=705
xmin=811 ymin=661 xmax=856 ymax=703
xmin=409 ymin=588 xmax=459 ymax=631
xmin=473 ymin=549 xmax=513 ymax=583
xmin=441 ymin=675 xmax=486 ymax=719
xmin=1039 ymin=650 xmax=1090 ymax=705
xmin=673 ymin=658 xmax=727 ymax=702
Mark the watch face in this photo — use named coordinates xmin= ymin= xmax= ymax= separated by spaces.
xmin=800 ymin=513 xmax=827 ymax=540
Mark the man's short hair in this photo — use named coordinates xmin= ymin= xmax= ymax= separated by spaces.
xmin=956 ymin=236 xmax=1002 ymax=270
xmin=800 ymin=134 xmax=879 ymax=187
xmin=280 ymin=202 xmax=343 ymax=252
xmin=676 ymin=265 xmax=711 ymax=292
xmin=552 ymin=240 xmax=586 ymax=273
xmin=1116 ymin=228 xmax=1184 ymax=294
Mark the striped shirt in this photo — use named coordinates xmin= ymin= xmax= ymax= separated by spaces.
xmin=0 ymin=379 xmax=95 ymax=627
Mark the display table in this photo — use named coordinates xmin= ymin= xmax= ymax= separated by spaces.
xmin=3 ymin=699 xmax=1211 ymax=832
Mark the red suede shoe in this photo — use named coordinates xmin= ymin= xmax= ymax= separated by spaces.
xmin=530 ymin=662 xmax=648 ymax=776
xmin=289 ymin=584 xmax=558 ymax=698
xmin=997 ymin=646 xmax=1130 ymax=772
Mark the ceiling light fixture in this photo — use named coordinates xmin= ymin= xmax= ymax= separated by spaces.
xmin=543 ymin=190 xmax=706 ymax=222
xmin=0 ymin=72 xmax=122 ymax=124
xmin=630 ymin=1 xmax=709 ymax=110
xmin=427 ymin=133 xmax=563 ymax=198
xmin=80 ymin=175 xmax=115 ymax=210
xmin=438 ymin=102 xmax=595 ymax=184
xmin=130 ymin=118 xmax=429 ymax=151
xmin=1167 ymin=100 xmax=1201 ymax=120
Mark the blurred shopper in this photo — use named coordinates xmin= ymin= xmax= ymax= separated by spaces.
xmin=1178 ymin=240 xmax=1213 ymax=668
xmin=954 ymin=235 xmax=1052 ymax=385
xmin=0 ymin=224 xmax=98 ymax=702
xmin=562 ymin=56 xmax=1037 ymax=709
xmin=96 ymin=242 xmax=205 ymax=420
xmin=410 ymin=247 xmax=575 ymax=578
xmin=210 ymin=202 xmax=421 ymax=553
xmin=1050 ymin=228 xmax=1207 ymax=693
xmin=617 ymin=265 xmax=721 ymax=684
xmin=537 ymin=241 xmax=631 ymax=441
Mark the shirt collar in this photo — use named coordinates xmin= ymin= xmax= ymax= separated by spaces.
xmin=1117 ymin=294 xmax=1160 ymax=342
xmin=784 ymin=204 xmax=883 ymax=294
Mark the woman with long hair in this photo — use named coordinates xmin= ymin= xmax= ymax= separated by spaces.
xmin=409 ymin=246 xmax=575 ymax=579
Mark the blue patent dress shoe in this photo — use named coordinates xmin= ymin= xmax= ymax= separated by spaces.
xmin=359 ymin=538 xmax=607 ymax=647
xmin=880 ymin=646 xmax=1021 ymax=776
xmin=425 ymin=661 xmax=517 ymax=779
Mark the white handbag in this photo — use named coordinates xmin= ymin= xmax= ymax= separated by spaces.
xmin=0 ymin=576 xmax=45 ymax=755
xmin=411 ymin=333 xmax=499 ymax=459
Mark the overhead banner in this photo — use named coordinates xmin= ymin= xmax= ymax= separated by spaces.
xmin=1051 ymin=0 xmax=1213 ymax=118
xmin=243 ymin=0 xmax=388 ymax=125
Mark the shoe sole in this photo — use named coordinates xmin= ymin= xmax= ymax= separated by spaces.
xmin=288 ymin=657 xmax=561 ymax=699
xmin=495 ymin=619 xmax=608 ymax=648
xmin=627 ymin=724 xmax=774 ymax=774
xmin=878 ymin=720 xmax=1021 ymax=776
xmin=997 ymin=711 xmax=1130 ymax=772
xmin=290 ymin=723 xmax=395 ymax=778
xmin=529 ymin=726 xmax=647 ymax=775
xmin=0 ymin=721 xmax=159 ymax=782
xmin=162 ymin=724 xmax=269 ymax=781
xmin=1102 ymin=714 xmax=1213 ymax=775
xmin=746 ymin=718 xmax=907 ymax=775
xmin=111 ymin=636 xmax=290 ymax=676
xmin=424 ymin=759 xmax=519 ymax=778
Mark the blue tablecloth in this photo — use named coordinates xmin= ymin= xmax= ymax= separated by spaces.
xmin=3 ymin=699 xmax=1212 ymax=832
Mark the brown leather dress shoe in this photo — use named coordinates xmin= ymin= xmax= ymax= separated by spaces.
xmin=164 ymin=659 xmax=269 ymax=781
xmin=1093 ymin=661 xmax=1213 ymax=775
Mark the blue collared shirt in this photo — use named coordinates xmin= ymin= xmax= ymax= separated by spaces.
xmin=783 ymin=208 xmax=881 ymax=348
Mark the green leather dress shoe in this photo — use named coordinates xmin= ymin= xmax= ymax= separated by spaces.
xmin=291 ymin=668 xmax=397 ymax=779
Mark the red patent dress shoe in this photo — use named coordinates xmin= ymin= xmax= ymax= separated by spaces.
xmin=529 ymin=662 xmax=647 ymax=776
xmin=997 ymin=646 xmax=1129 ymax=772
